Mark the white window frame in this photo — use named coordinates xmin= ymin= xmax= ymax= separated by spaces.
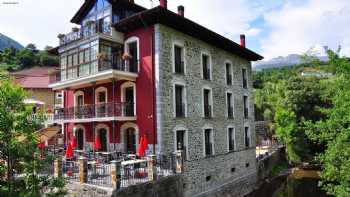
xmin=200 ymin=51 xmax=212 ymax=80
xmin=95 ymin=123 xmax=110 ymax=152
xmin=225 ymin=60 xmax=233 ymax=86
xmin=201 ymin=86 xmax=213 ymax=118
xmin=244 ymin=126 xmax=251 ymax=148
xmin=95 ymin=86 xmax=108 ymax=104
xmin=74 ymin=124 xmax=86 ymax=150
xmin=202 ymin=126 xmax=215 ymax=157
xmin=172 ymin=81 xmax=187 ymax=118
xmin=227 ymin=126 xmax=236 ymax=152
xmin=173 ymin=126 xmax=189 ymax=160
xmin=124 ymin=36 xmax=140 ymax=72
xmin=56 ymin=92 xmax=63 ymax=100
xmin=172 ymin=41 xmax=186 ymax=75
xmin=121 ymin=82 xmax=137 ymax=116
xmin=225 ymin=90 xmax=234 ymax=118
xmin=74 ymin=91 xmax=85 ymax=107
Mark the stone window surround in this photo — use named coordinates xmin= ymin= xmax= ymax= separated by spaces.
xmin=227 ymin=126 xmax=236 ymax=152
xmin=95 ymin=123 xmax=110 ymax=152
xmin=95 ymin=86 xmax=108 ymax=104
xmin=172 ymin=81 xmax=187 ymax=118
xmin=173 ymin=125 xmax=189 ymax=160
xmin=56 ymin=91 xmax=63 ymax=99
xmin=121 ymin=81 xmax=137 ymax=115
xmin=244 ymin=125 xmax=251 ymax=148
xmin=202 ymin=125 xmax=215 ymax=157
xmin=225 ymin=90 xmax=234 ymax=118
xmin=124 ymin=36 xmax=140 ymax=72
xmin=201 ymin=86 xmax=214 ymax=118
xmin=200 ymin=51 xmax=213 ymax=80
xmin=243 ymin=93 xmax=249 ymax=119
xmin=224 ymin=60 xmax=234 ymax=86
xmin=172 ymin=40 xmax=186 ymax=75
xmin=74 ymin=90 xmax=85 ymax=107
xmin=242 ymin=67 xmax=249 ymax=89
xmin=73 ymin=124 xmax=86 ymax=150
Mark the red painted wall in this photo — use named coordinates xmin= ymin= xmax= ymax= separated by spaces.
xmin=63 ymin=25 xmax=156 ymax=146
xmin=126 ymin=26 xmax=156 ymax=144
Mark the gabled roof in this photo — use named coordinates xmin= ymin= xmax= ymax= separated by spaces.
xmin=11 ymin=67 xmax=58 ymax=89
xmin=71 ymin=0 xmax=146 ymax=24
xmin=114 ymin=6 xmax=263 ymax=61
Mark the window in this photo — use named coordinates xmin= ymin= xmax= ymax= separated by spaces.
xmin=203 ymin=88 xmax=212 ymax=118
xmin=56 ymin=92 xmax=63 ymax=99
xmin=174 ymin=45 xmax=184 ymax=74
xmin=202 ymin=54 xmax=211 ymax=80
xmin=204 ymin=129 xmax=214 ymax=156
xmin=242 ymin=68 xmax=248 ymax=89
xmin=228 ymin=127 xmax=235 ymax=151
xmin=227 ymin=92 xmax=234 ymax=118
xmin=243 ymin=96 xmax=249 ymax=119
xmin=174 ymin=84 xmax=186 ymax=118
xmin=244 ymin=127 xmax=250 ymax=148
xmin=226 ymin=62 xmax=233 ymax=85
xmin=176 ymin=130 xmax=187 ymax=159
xmin=124 ymin=37 xmax=139 ymax=73
xmin=76 ymin=128 xmax=84 ymax=150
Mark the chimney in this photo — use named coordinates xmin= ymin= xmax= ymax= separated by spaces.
xmin=240 ymin=34 xmax=246 ymax=48
xmin=178 ymin=5 xmax=185 ymax=17
xmin=160 ymin=0 xmax=167 ymax=9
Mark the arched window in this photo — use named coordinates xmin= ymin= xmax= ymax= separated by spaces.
xmin=95 ymin=124 xmax=109 ymax=152
xmin=124 ymin=36 xmax=140 ymax=73
xmin=74 ymin=125 xmax=85 ymax=150
xmin=121 ymin=82 xmax=136 ymax=116
xmin=120 ymin=122 xmax=139 ymax=154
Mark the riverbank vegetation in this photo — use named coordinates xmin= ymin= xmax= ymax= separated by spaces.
xmin=254 ymin=47 xmax=350 ymax=197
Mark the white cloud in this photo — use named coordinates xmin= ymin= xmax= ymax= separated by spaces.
xmin=0 ymin=0 xmax=263 ymax=49
xmin=261 ymin=0 xmax=350 ymax=60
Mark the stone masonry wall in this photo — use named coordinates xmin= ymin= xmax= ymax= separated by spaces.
xmin=155 ymin=24 xmax=257 ymax=197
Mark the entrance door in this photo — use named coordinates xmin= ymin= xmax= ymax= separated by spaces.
xmin=125 ymin=128 xmax=136 ymax=154
xmin=96 ymin=91 xmax=107 ymax=117
xmin=98 ymin=128 xmax=108 ymax=152
xmin=124 ymin=87 xmax=134 ymax=116
xmin=76 ymin=128 xmax=84 ymax=150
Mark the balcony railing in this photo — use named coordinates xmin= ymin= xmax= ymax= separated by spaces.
xmin=50 ymin=55 xmax=139 ymax=84
xmin=54 ymin=102 xmax=134 ymax=121
xmin=204 ymin=104 xmax=212 ymax=118
xmin=59 ymin=22 xmax=111 ymax=46
xmin=175 ymin=103 xmax=186 ymax=118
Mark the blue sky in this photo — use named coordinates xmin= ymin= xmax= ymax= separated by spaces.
xmin=0 ymin=0 xmax=349 ymax=60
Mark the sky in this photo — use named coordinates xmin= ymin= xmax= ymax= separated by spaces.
xmin=0 ymin=0 xmax=349 ymax=60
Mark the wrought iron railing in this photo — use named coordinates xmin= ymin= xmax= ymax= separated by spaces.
xmin=54 ymin=102 xmax=135 ymax=120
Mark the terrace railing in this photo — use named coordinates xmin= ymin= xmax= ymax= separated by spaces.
xmin=54 ymin=102 xmax=134 ymax=121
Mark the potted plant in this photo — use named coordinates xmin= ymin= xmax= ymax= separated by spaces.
xmin=72 ymin=27 xmax=79 ymax=32
xmin=122 ymin=52 xmax=133 ymax=60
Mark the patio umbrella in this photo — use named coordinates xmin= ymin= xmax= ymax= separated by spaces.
xmin=138 ymin=135 xmax=149 ymax=157
xmin=65 ymin=142 xmax=74 ymax=159
xmin=94 ymin=135 xmax=101 ymax=151
xmin=70 ymin=136 xmax=77 ymax=149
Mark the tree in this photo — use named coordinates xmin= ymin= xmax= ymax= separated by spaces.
xmin=305 ymin=50 xmax=350 ymax=197
xmin=0 ymin=80 xmax=65 ymax=196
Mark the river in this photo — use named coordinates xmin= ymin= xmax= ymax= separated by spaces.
xmin=245 ymin=172 xmax=331 ymax=197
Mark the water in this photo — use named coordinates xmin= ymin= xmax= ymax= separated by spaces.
xmin=246 ymin=174 xmax=330 ymax=197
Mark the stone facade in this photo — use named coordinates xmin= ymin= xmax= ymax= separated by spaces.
xmin=26 ymin=88 xmax=56 ymax=108
xmin=155 ymin=24 xmax=257 ymax=196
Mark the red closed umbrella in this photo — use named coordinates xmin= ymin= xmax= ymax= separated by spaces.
xmin=37 ymin=142 xmax=46 ymax=149
xmin=94 ymin=136 xmax=101 ymax=151
xmin=65 ymin=142 xmax=74 ymax=159
xmin=138 ymin=135 xmax=149 ymax=157
xmin=70 ymin=136 xmax=77 ymax=149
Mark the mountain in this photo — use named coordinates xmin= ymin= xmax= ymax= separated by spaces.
xmin=253 ymin=54 xmax=329 ymax=70
xmin=0 ymin=33 xmax=23 ymax=51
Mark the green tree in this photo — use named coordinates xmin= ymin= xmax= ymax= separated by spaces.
xmin=0 ymin=80 xmax=65 ymax=196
